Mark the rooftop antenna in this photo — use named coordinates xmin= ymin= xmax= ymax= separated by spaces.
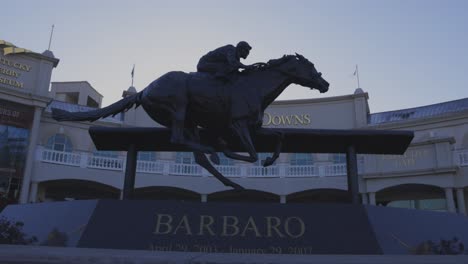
xmin=353 ymin=64 xmax=361 ymax=88
xmin=131 ymin=64 xmax=135 ymax=87
xmin=47 ymin=25 xmax=55 ymax=50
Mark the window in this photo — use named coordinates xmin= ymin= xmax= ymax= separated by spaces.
xmin=332 ymin=154 xmax=346 ymax=164
xmin=138 ymin=152 xmax=157 ymax=161
xmin=175 ymin=152 xmax=195 ymax=164
xmin=46 ymin=134 xmax=73 ymax=152
xmin=290 ymin=153 xmax=314 ymax=166
xmin=0 ymin=125 xmax=29 ymax=203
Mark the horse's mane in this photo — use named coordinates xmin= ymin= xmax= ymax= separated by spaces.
xmin=266 ymin=55 xmax=295 ymax=68
xmin=246 ymin=55 xmax=295 ymax=72
xmin=241 ymin=55 xmax=296 ymax=74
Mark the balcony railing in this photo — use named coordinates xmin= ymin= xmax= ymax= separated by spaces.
xmin=170 ymin=163 xmax=203 ymax=176
xmin=323 ymin=164 xmax=347 ymax=176
xmin=248 ymin=166 xmax=279 ymax=177
xmin=38 ymin=147 xmax=468 ymax=180
xmin=88 ymin=156 xmax=124 ymax=171
xmin=288 ymin=165 xmax=318 ymax=177
xmin=137 ymin=160 xmax=164 ymax=174
xmin=41 ymin=149 xmax=81 ymax=166
xmin=38 ymin=148 xmax=353 ymax=178
xmin=214 ymin=165 xmax=241 ymax=177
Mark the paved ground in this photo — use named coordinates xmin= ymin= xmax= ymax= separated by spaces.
xmin=0 ymin=245 xmax=468 ymax=264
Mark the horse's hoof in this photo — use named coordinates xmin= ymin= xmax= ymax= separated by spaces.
xmin=210 ymin=153 xmax=220 ymax=165
xmin=262 ymin=157 xmax=273 ymax=167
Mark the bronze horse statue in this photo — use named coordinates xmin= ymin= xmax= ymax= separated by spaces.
xmin=52 ymin=53 xmax=329 ymax=189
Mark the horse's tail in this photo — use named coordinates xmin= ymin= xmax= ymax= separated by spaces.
xmin=52 ymin=91 xmax=143 ymax=122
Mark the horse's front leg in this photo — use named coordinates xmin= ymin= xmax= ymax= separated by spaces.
xmin=216 ymin=137 xmax=256 ymax=162
xmin=257 ymin=128 xmax=284 ymax=167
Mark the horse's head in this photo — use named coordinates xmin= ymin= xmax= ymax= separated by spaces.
xmin=279 ymin=53 xmax=329 ymax=93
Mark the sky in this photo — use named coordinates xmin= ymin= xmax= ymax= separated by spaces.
xmin=3 ymin=0 xmax=468 ymax=113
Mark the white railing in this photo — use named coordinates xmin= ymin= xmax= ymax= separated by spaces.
xmin=38 ymin=148 xmax=354 ymax=178
xmin=137 ymin=160 xmax=164 ymax=174
xmin=323 ymin=164 xmax=347 ymax=176
xmin=41 ymin=149 xmax=81 ymax=166
xmin=214 ymin=165 xmax=241 ymax=177
xmin=288 ymin=165 xmax=318 ymax=177
xmin=458 ymin=150 xmax=468 ymax=166
xmin=248 ymin=166 xmax=279 ymax=177
xmin=170 ymin=163 xmax=203 ymax=176
xmin=288 ymin=164 xmax=347 ymax=177
xmin=37 ymin=148 xmax=468 ymax=177
xmin=87 ymin=156 xmax=124 ymax=171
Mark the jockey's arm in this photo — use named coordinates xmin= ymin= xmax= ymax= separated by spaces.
xmin=226 ymin=49 xmax=247 ymax=69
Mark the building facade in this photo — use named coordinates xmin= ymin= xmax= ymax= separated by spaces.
xmin=1 ymin=39 xmax=467 ymax=215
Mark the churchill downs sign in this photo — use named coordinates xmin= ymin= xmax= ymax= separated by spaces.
xmin=263 ymin=113 xmax=311 ymax=126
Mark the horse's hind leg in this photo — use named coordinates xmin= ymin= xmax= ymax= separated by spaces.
xmin=188 ymin=127 xmax=219 ymax=165
xmin=193 ymin=151 xmax=243 ymax=190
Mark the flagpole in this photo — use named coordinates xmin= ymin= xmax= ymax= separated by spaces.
xmin=356 ymin=64 xmax=360 ymax=88
xmin=48 ymin=25 xmax=55 ymax=50
xmin=131 ymin=64 xmax=135 ymax=87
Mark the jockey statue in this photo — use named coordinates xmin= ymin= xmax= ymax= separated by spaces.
xmin=197 ymin=41 xmax=253 ymax=82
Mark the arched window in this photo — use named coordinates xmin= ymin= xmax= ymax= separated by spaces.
xmin=290 ymin=153 xmax=314 ymax=166
xmin=46 ymin=134 xmax=73 ymax=152
xmin=175 ymin=152 xmax=195 ymax=164
xmin=138 ymin=152 xmax=157 ymax=161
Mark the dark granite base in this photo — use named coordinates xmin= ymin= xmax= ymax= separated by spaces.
xmin=1 ymin=200 xmax=467 ymax=255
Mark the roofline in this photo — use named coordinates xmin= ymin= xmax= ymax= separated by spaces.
xmin=52 ymin=81 xmax=103 ymax=97
xmin=25 ymin=52 xmax=60 ymax=67
xmin=272 ymin=92 xmax=369 ymax=105
xmin=371 ymin=97 xmax=468 ymax=115
xmin=367 ymin=109 xmax=468 ymax=129
xmin=2 ymin=50 xmax=60 ymax=68
xmin=1 ymin=40 xmax=59 ymax=67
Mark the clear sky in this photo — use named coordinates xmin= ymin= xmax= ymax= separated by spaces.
xmin=3 ymin=0 xmax=468 ymax=113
